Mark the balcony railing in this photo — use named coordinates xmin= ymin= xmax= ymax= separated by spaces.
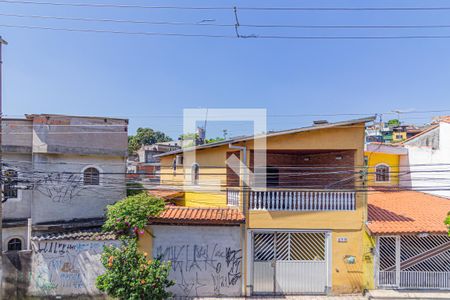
xmin=248 ymin=190 xmax=356 ymax=211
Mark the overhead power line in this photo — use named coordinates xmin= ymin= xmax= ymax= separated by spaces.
xmin=5 ymin=13 xmax=450 ymax=30
xmin=5 ymin=23 xmax=450 ymax=40
xmin=3 ymin=0 xmax=450 ymax=11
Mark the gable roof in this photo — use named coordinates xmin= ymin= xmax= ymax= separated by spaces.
xmin=367 ymin=190 xmax=450 ymax=235
xmin=400 ymin=124 xmax=439 ymax=145
xmin=156 ymin=116 xmax=376 ymax=158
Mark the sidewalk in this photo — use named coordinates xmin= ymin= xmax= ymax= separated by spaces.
xmin=190 ymin=296 xmax=366 ymax=300
xmin=367 ymin=289 xmax=450 ymax=299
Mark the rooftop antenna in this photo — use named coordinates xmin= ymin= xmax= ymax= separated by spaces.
xmin=203 ymin=108 xmax=208 ymax=138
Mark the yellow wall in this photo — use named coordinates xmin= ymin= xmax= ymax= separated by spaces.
xmin=365 ymin=151 xmax=400 ymax=186
xmin=362 ymin=230 xmax=376 ymax=290
xmin=137 ymin=225 xmax=153 ymax=257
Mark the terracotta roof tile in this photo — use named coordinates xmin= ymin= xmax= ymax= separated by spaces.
xmin=149 ymin=206 xmax=245 ymax=226
xmin=32 ymin=228 xmax=117 ymax=241
xmin=367 ymin=190 xmax=450 ymax=235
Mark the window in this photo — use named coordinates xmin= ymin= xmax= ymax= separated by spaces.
xmin=83 ymin=167 xmax=100 ymax=185
xmin=191 ymin=163 xmax=199 ymax=185
xmin=375 ymin=164 xmax=390 ymax=182
xmin=7 ymin=238 xmax=22 ymax=251
xmin=4 ymin=169 xmax=18 ymax=199
xmin=266 ymin=167 xmax=279 ymax=187
xmin=176 ymin=155 xmax=184 ymax=166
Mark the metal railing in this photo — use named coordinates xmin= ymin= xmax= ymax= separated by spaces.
xmin=248 ymin=189 xmax=356 ymax=211
xmin=226 ymin=188 xmax=240 ymax=206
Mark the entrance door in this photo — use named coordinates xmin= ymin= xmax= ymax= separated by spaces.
xmin=253 ymin=231 xmax=330 ymax=294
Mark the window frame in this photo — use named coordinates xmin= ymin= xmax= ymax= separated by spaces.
xmin=375 ymin=163 xmax=390 ymax=183
xmin=82 ymin=166 xmax=102 ymax=186
xmin=4 ymin=169 xmax=19 ymax=200
xmin=7 ymin=237 xmax=23 ymax=252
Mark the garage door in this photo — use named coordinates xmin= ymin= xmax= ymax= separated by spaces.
xmin=252 ymin=231 xmax=330 ymax=294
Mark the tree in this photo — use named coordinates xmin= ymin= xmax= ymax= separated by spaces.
xmin=97 ymin=193 xmax=174 ymax=299
xmin=387 ymin=119 xmax=400 ymax=128
xmin=128 ymin=128 xmax=172 ymax=154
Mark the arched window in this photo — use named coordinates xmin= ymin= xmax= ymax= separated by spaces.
xmin=4 ymin=169 xmax=18 ymax=199
xmin=375 ymin=164 xmax=390 ymax=182
xmin=7 ymin=238 xmax=22 ymax=251
xmin=191 ymin=163 xmax=199 ymax=185
xmin=83 ymin=167 xmax=100 ymax=185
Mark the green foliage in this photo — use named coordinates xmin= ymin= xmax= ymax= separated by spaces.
xmin=445 ymin=213 xmax=450 ymax=236
xmin=205 ymin=137 xmax=225 ymax=144
xmin=128 ymin=128 xmax=172 ymax=154
xmin=126 ymin=182 xmax=145 ymax=196
xmin=387 ymin=119 xmax=400 ymax=127
xmin=98 ymin=194 xmax=172 ymax=299
xmin=96 ymin=239 xmax=174 ymax=300
xmin=102 ymin=193 xmax=165 ymax=237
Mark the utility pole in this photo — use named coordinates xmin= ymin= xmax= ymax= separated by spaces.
xmin=0 ymin=36 xmax=8 ymax=298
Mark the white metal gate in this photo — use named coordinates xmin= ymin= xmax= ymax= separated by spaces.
xmin=252 ymin=231 xmax=330 ymax=294
xmin=377 ymin=235 xmax=450 ymax=289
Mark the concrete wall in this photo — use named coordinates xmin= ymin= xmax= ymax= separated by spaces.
xmin=151 ymin=225 xmax=242 ymax=297
xmin=2 ymin=115 xmax=128 ymax=228
xmin=2 ymin=226 xmax=28 ymax=252
xmin=31 ymin=153 xmax=126 ymax=224
xmin=31 ymin=115 xmax=128 ymax=156
xmin=29 ymin=239 xmax=119 ymax=296
xmin=1 ymin=239 xmax=118 ymax=298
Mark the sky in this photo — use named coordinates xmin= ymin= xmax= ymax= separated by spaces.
xmin=2 ymin=0 xmax=450 ymax=139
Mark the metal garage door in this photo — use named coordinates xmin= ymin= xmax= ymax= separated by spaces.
xmin=377 ymin=235 xmax=450 ymax=289
xmin=253 ymin=231 xmax=330 ymax=294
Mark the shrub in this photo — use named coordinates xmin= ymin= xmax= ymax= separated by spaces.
xmin=97 ymin=193 xmax=173 ymax=300
xmin=96 ymin=239 xmax=174 ymax=300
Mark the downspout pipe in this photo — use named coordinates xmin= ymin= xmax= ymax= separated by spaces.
xmin=228 ymin=143 xmax=249 ymax=296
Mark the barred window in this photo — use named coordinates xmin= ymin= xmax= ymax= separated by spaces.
xmin=4 ymin=169 xmax=18 ymax=199
xmin=376 ymin=165 xmax=390 ymax=182
xmin=83 ymin=167 xmax=100 ymax=185
xmin=7 ymin=238 xmax=22 ymax=251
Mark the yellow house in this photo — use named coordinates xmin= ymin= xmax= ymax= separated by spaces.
xmin=142 ymin=116 xmax=375 ymax=297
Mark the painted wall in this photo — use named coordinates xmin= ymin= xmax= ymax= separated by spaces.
xmin=362 ymin=230 xmax=376 ymax=291
xmin=365 ymin=151 xmax=401 ymax=187
xmin=29 ymin=239 xmax=119 ymax=296
xmin=151 ymin=225 xmax=242 ymax=297
xmin=405 ymin=122 xmax=450 ymax=198
xmin=31 ymin=153 xmax=126 ymax=224
xmin=2 ymin=226 xmax=28 ymax=252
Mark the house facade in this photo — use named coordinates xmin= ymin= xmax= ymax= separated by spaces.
xmin=139 ymin=116 xmax=375 ymax=297
xmin=365 ymin=130 xmax=450 ymax=291
xmin=2 ymin=114 xmax=128 ymax=252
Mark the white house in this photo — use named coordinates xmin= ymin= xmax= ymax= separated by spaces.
xmin=2 ymin=114 xmax=128 ymax=252
xmin=400 ymin=117 xmax=450 ymax=199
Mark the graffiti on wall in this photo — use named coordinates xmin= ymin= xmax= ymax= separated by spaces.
xmin=34 ymin=173 xmax=85 ymax=203
xmin=155 ymin=242 xmax=242 ymax=297
xmin=30 ymin=240 xmax=118 ymax=295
